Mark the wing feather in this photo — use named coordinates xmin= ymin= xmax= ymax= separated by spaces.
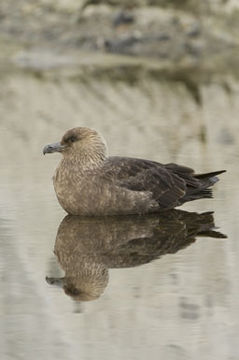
xmin=103 ymin=157 xmax=187 ymax=209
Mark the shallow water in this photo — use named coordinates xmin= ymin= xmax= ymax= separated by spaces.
xmin=0 ymin=59 xmax=239 ymax=360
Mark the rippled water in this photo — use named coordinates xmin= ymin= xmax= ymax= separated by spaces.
xmin=0 ymin=60 xmax=238 ymax=360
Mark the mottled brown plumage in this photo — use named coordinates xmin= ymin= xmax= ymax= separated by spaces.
xmin=43 ymin=127 xmax=225 ymax=216
xmin=46 ymin=210 xmax=226 ymax=301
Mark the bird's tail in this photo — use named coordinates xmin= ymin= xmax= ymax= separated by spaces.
xmin=194 ymin=170 xmax=226 ymax=186
xmin=182 ymin=170 xmax=226 ymax=203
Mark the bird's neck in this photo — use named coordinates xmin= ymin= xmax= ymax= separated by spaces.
xmin=62 ymin=148 xmax=107 ymax=172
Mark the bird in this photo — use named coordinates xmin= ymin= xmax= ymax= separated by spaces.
xmin=43 ymin=127 xmax=226 ymax=216
xmin=46 ymin=210 xmax=226 ymax=301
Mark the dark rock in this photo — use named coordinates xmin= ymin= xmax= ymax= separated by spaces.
xmin=113 ymin=10 xmax=135 ymax=27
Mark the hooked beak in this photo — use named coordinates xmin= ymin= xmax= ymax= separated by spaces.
xmin=45 ymin=276 xmax=65 ymax=288
xmin=43 ymin=142 xmax=66 ymax=155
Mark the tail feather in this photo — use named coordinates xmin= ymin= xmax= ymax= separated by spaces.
xmin=181 ymin=170 xmax=226 ymax=204
xmin=195 ymin=170 xmax=226 ymax=187
xmin=195 ymin=170 xmax=226 ymax=180
xmin=195 ymin=170 xmax=226 ymax=178
xmin=183 ymin=188 xmax=213 ymax=202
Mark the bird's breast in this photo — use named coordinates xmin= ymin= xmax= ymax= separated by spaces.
xmin=53 ymin=165 xmax=85 ymax=215
xmin=52 ymin=164 xmax=158 ymax=216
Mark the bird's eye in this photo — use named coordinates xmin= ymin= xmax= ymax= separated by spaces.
xmin=68 ymin=135 xmax=77 ymax=143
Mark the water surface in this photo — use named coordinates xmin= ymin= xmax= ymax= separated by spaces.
xmin=0 ymin=59 xmax=238 ymax=360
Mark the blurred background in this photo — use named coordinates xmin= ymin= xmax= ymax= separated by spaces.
xmin=0 ymin=1 xmax=239 ymax=359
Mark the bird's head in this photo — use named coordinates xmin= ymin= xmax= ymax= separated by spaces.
xmin=43 ymin=127 xmax=108 ymax=162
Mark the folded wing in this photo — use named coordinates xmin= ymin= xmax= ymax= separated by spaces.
xmin=103 ymin=157 xmax=187 ymax=209
xmin=102 ymin=157 xmax=225 ymax=210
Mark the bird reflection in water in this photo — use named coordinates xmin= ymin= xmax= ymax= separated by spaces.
xmin=46 ymin=210 xmax=226 ymax=302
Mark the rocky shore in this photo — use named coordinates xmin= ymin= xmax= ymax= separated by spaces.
xmin=0 ymin=0 xmax=239 ymax=78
